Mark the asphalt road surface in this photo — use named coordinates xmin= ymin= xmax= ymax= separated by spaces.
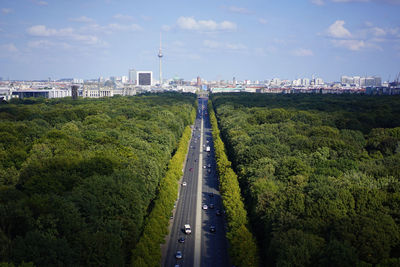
xmin=163 ymin=97 xmax=229 ymax=267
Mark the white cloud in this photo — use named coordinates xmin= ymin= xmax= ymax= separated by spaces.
xmin=69 ymin=16 xmax=95 ymax=23
xmin=27 ymin=40 xmax=72 ymax=50
xmin=332 ymin=39 xmax=365 ymax=50
xmin=26 ymin=25 xmax=103 ymax=45
xmin=292 ymin=48 xmax=314 ymax=56
xmin=113 ymin=14 xmax=134 ymax=21
xmin=1 ymin=43 xmax=18 ymax=52
xmin=371 ymin=27 xmax=386 ymax=36
xmin=27 ymin=25 xmax=59 ymax=36
xmin=258 ymin=18 xmax=268 ymax=25
xmin=177 ymin=17 xmax=236 ymax=32
xmin=107 ymin=23 xmax=142 ymax=31
xmin=332 ymin=0 xmax=369 ymax=2
xmin=327 ymin=20 xmax=352 ymax=38
xmin=203 ymin=40 xmax=246 ymax=50
xmin=1 ymin=8 xmax=13 ymax=14
xmin=311 ymin=0 xmax=325 ymax=5
xmin=226 ymin=6 xmax=251 ymax=14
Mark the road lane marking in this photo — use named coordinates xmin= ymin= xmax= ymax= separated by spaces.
xmin=194 ymin=101 xmax=204 ymax=267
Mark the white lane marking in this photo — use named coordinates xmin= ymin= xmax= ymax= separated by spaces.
xmin=194 ymin=101 xmax=204 ymax=267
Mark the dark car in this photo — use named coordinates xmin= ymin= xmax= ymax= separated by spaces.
xmin=216 ymin=209 xmax=222 ymax=216
xmin=175 ymin=251 xmax=182 ymax=259
xmin=178 ymin=237 xmax=185 ymax=243
xmin=210 ymin=226 xmax=216 ymax=233
xmin=209 ymin=192 xmax=214 ymax=198
xmin=209 ymin=203 xmax=214 ymax=209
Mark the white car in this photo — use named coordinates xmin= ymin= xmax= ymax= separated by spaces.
xmin=182 ymin=182 xmax=187 ymax=186
xmin=184 ymin=224 xmax=191 ymax=234
xmin=202 ymin=204 xmax=208 ymax=210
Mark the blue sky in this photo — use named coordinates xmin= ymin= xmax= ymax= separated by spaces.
xmin=0 ymin=0 xmax=399 ymax=82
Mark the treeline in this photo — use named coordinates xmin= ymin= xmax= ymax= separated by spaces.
xmin=0 ymin=93 xmax=196 ymax=266
xmin=208 ymin=101 xmax=259 ymax=267
xmin=211 ymin=93 xmax=400 ymax=266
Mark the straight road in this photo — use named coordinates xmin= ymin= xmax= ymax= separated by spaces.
xmin=163 ymin=97 xmax=229 ymax=267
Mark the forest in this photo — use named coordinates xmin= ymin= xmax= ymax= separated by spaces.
xmin=210 ymin=93 xmax=400 ymax=266
xmin=0 ymin=93 xmax=196 ymax=266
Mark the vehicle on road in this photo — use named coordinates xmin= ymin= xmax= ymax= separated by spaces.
xmin=209 ymin=192 xmax=214 ymax=197
xmin=178 ymin=237 xmax=185 ymax=243
xmin=216 ymin=209 xmax=222 ymax=216
xmin=206 ymin=146 xmax=211 ymax=152
xmin=182 ymin=182 xmax=187 ymax=186
xmin=202 ymin=204 xmax=208 ymax=210
xmin=175 ymin=251 xmax=182 ymax=259
xmin=207 ymin=164 xmax=211 ymax=168
xmin=209 ymin=203 xmax=214 ymax=209
xmin=210 ymin=226 xmax=216 ymax=233
xmin=184 ymin=224 xmax=191 ymax=234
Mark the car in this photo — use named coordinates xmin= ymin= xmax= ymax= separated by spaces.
xmin=184 ymin=224 xmax=191 ymax=234
xmin=182 ymin=182 xmax=187 ymax=186
xmin=175 ymin=251 xmax=182 ymax=259
xmin=209 ymin=192 xmax=214 ymax=197
xmin=189 ymin=168 xmax=193 ymax=171
xmin=210 ymin=226 xmax=216 ymax=233
xmin=208 ymin=169 xmax=211 ymax=173
xmin=207 ymin=164 xmax=211 ymax=168
xmin=178 ymin=237 xmax=185 ymax=243
xmin=202 ymin=204 xmax=208 ymax=210
xmin=209 ymin=203 xmax=214 ymax=209
xmin=216 ymin=209 xmax=222 ymax=216
xmin=203 ymin=165 xmax=207 ymax=169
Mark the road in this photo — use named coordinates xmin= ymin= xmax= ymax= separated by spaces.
xmin=163 ymin=97 xmax=229 ymax=267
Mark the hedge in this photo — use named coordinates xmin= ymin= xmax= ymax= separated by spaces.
xmin=208 ymin=100 xmax=259 ymax=267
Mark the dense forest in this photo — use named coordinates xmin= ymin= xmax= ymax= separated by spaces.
xmin=211 ymin=93 xmax=400 ymax=266
xmin=0 ymin=93 xmax=196 ymax=266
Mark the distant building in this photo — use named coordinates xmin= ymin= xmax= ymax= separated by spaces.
xmin=341 ymin=75 xmax=381 ymax=87
xmin=129 ymin=69 xmax=136 ymax=84
xmin=137 ymin=71 xmax=152 ymax=86
xmin=197 ymin=76 xmax=202 ymax=86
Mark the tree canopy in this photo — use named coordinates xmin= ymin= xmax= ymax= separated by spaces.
xmin=0 ymin=93 xmax=196 ymax=266
xmin=211 ymin=93 xmax=400 ymax=266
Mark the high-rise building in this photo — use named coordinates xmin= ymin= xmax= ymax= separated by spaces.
xmin=136 ymin=71 xmax=152 ymax=86
xmin=197 ymin=76 xmax=202 ymax=86
xmin=341 ymin=76 xmax=354 ymax=85
xmin=315 ymin=78 xmax=324 ymax=85
xmin=129 ymin=69 xmax=136 ymax=84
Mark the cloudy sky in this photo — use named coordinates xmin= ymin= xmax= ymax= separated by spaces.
xmin=0 ymin=0 xmax=399 ymax=81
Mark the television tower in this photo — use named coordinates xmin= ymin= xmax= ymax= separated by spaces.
xmin=158 ymin=33 xmax=163 ymax=85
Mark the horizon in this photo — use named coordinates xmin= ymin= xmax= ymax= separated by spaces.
xmin=0 ymin=0 xmax=399 ymax=81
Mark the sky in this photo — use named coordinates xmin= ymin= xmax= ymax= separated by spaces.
xmin=0 ymin=0 xmax=399 ymax=82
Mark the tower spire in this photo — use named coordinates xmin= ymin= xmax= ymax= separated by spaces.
xmin=158 ymin=32 xmax=163 ymax=85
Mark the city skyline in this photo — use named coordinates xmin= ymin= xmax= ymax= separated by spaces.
xmin=0 ymin=0 xmax=399 ymax=81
